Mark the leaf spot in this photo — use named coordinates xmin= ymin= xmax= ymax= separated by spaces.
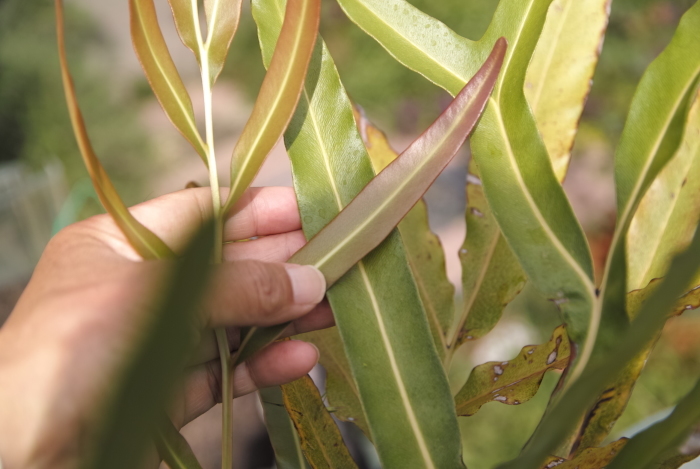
xmin=546 ymin=351 xmax=558 ymax=365
xmin=470 ymin=207 xmax=484 ymax=217
xmin=493 ymin=365 xmax=504 ymax=375
xmin=494 ymin=396 xmax=507 ymax=402
xmin=466 ymin=174 xmax=482 ymax=186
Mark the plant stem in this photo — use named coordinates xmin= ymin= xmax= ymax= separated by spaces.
xmin=192 ymin=1 xmax=233 ymax=466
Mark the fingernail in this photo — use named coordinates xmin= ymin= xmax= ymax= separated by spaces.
xmin=285 ymin=264 xmax=326 ymax=305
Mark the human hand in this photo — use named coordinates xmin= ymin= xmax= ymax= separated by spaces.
xmin=0 ymin=187 xmax=330 ymax=469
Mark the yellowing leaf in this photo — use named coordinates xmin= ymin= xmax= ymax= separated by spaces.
xmin=56 ymin=0 xmax=174 ymax=261
xmin=542 ymin=439 xmax=627 ymax=469
xmin=628 ymin=90 xmax=700 ymax=291
xmin=281 ymin=375 xmax=359 ymax=469
xmin=166 ymin=0 xmax=201 ymax=62
xmin=130 ymin=0 xmax=207 ymax=164
xmin=525 ymin=0 xmax=610 ymax=180
xmin=260 ymin=386 xmax=310 ymax=469
xmin=455 ymin=326 xmax=570 ymax=417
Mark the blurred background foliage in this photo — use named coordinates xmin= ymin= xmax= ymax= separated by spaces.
xmin=2 ymin=0 xmax=700 ymax=467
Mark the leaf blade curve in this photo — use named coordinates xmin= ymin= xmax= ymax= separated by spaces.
xmin=203 ymin=0 xmax=243 ymax=84
xmin=56 ymin=0 xmax=174 ymax=261
xmin=455 ymin=325 xmax=570 ymax=417
xmin=130 ymin=0 xmax=208 ymax=164
xmin=223 ymin=0 xmax=320 ymax=214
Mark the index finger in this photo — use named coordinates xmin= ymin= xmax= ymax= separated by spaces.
xmin=125 ymin=187 xmax=301 ymax=254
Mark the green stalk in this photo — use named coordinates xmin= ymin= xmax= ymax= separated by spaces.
xmin=190 ymin=1 xmax=233 ymax=466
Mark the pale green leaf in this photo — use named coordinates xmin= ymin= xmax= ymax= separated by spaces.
xmin=253 ymin=1 xmax=464 ymax=466
xmin=260 ymin=386 xmax=311 ymax=469
xmin=597 ymin=1 xmax=700 ymax=360
xmin=130 ymin=0 xmax=208 ymax=164
xmin=628 ymin=90 xmax=700 ymax=290
xmin=56 ymin=0 xmax=174 ymax=261
xmin=455 ymin=325 xmax=570 ymax=417
xmin=280 ymin=376 xmax=358 ymax=469
xmin=524 ymin=0 xmax=611 ymax=180
xmin=223 ymin=0 xmax=320 ymax=214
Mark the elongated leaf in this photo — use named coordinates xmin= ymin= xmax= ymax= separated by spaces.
xmin=454 ymin=0 xmax=607 ymax=352
xmin=524 ymin=0 xmax=610 ymax=180
xmin=154 ymin=418 xmax=204 ymax=469
xmin=496 ymin=221 xmax=700 ymax=469
xmin=83 ymin=222 xmax=214 ymax=469
xmin=56 ymin=0 xmax=174 ymax=261
xmin=130 ymin=0 xmax=207 ymax=164
xmin=235 ymin=40 xmax=504 ymax=366
xmin=336 ymin=0 xmax=598 ymax=386
xmin=223 ymin=0 xmax=320 ymax=215
xmin=167 ymin=0 xmax=201 ymax=62
xmin=608 ymin=378 xmax=700 ymax=469
xmin=541 ymin=439 xmax=627 ymax=469
xmin=254 ymin=1 xmax=464 ymax=467
xmin=260 ymin=386 xmax=311 ymax=469
xmin=597 ymin=2 xmax=700 ymax=358
xmin=454 ymin=163 xmax=526 ymax=346
xmin=280 ymin=376 xmax=358 ymax=469
xmin=455 ymin=325 xmax=570 ymax=417
xmin=573 ymin=279 xmax=700 ymax=454
xmin=289 ymin=40 xmax=505 ymax=285
xmin=352 ymin=107 xmax=455 ymax=358
xmin=298 ymin=328 xmax=370 ymax=438
xmin=203 ymin=0 xmax=242 ymax=84
xmin=628 ymin=90 xmax=700 ymax=290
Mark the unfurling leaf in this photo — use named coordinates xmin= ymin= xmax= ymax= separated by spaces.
xmin=223 ymin=0 xmax=320 ymax=215
xmin=541 ymin=439 xmax=627 ymax=469
xmin=203 ymin=0 xmax=243 ymax=84
xmin=353 ymin=106 xmax=455 ymax=359
xmin=56 ymin=0 xmax=174 ymax=261
xmin=280 ymin=376 xmax=359 ymax=469
xmin=289 ymin=38 xmax=506 ymax=285
xmin=260 ymin=386 xmax=311 ymax=469
xmin=166 ymin=0 xmax=201 ymax=62
xmin=130 ymin=0 xmax=208 ymax=164
xmin=455 ymin=325 xmax=570 ymax=417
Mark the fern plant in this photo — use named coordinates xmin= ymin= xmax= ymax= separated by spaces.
xmin=55 ymin=0 xmax=700 ymax=468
